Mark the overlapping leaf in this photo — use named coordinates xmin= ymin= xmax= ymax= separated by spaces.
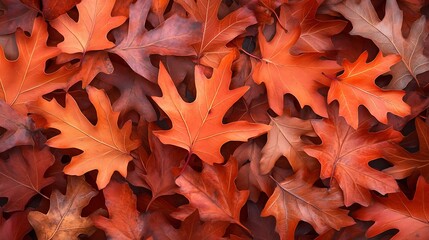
xmin=51 ymin=0 xmax=127 ymax=54
xmin=153 ymin=52 xmax=270 ymax=164
xmin=28 ymin=86 xmax=140 ymax=189
xmin=330 ymin=0 xmax=429 ymax=89
xmin=0 ymin=17 xmax=75 ymax=114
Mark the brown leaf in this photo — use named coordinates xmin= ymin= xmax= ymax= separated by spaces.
xmin=260 ymin=114 xmax=318 ymax=174
xmin=28 ymin=176 xmax=103 ymax=240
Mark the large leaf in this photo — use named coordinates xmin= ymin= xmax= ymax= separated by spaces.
xmin=304 ymin=107 xmax=401 ymax=206
xmin=28 ymin=86 xmax=141 ymax=189
xmin=330 ymin=0 xmax=429 ymax=89
xmin=327 ymin=51 xmax=410 ymax=129
xmin=50 ymin=0 xmax=127 ymax=54
xmin=110 ymin=0 xmax=201 ymax=81
xmin=261 ymin=171 xmax=355 ymax=239
xmin=0 ymin=146 xmax=55 ymax=212
xmin=253 ymin=6 xmax=341 ymax=117
xmin=354 ymin=176 xmax=429 ymax=239
xmin=28 ymin=176 xmax=102 ymax=240
xmin=0 ymin=17 xmax=75 ymax=114
xmin=152 ymin=52 xmax=270 ymax=165
xmin=175 ymin=0 xmax=257 ymax=67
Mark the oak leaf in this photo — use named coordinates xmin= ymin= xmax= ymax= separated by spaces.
xmin=330 ymin=0 xmax=429 ymax=89
xmin=261 ymin=171 xmax=355 ymax=239
xmin=50 ymin=0 xmax=127 ymax=54
xmin=175 ymin=0 xmax=257 ymax=67
xmin=260 ymin=114 xmax=318 ymax=174
xmin=110 ymin=0 xmax=201 ymax=81
xmin=253 ymin=6 xmax=341 ymax=117
xmin=152 ymin=52 xmax=270 ymax=165
xmin=304 ymin=107 xmax=401 ymax=206
xmin=354 ymin=176 xmax=429 ymax=239
xmin=28 ymin=86 xmax=141 ymax=189
xmin=174 ymin=158 xmax=249 ymax=228
xmin=0 ymin=146 xmax=55 ymax=212
xmin=383 ymin=117 xmax=429 ymax=182
xmin=92 ymin=181 xmax=145 ymax=240
xmin=0 ymin=101 xmax=35 ymax=153
xmin=327 ymin=51 xmax=410 ymax=129
xmin=0 ymin=17 xmax=75 ymax=114
xmin=28 ymin=176 xmax=102 ymax=240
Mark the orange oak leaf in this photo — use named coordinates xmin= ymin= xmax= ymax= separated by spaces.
xmin=330 ymin=0 xmax=429 ymax=89
xmin=175 ymin=0 xmax=257 ymax=67
xmin=383 ymin=117 xmax=429 ymax=182
xmin=174 ymin=158 xmax=249 ymax=228
xmin=261 ymin=171 xmax=355 ymax=239
xmin=253 ymin=6 xmax=341 ymax=117
xmin=50 ymin=0 xmax=127 ymax=54
xmin=28 ymin=176 xmax=103 ymax=240
xmin=354 ymin=176 xmax=429 ymax=239
xmin=110 ymin=0 xmax=201 ymax=82
xmin=152 ymin=52 xmax=270 ymax=165
xmin=92 ymin=181 xmax=145 ymax=239
xmin=260 ymin=114 xmax=318 ymax=174
xmin=0 ymin=101 xmax=35 ymax=153
xmin=304 ymin=107 xmax=401 ymax=206
xmin=0 ymin=17 xmax=75 ymax=114
xmin=0 ymin=146 xmax=55 ymax=212
xmin=327 ymin=51 xmax=410 ymax=129
xmin=27 ymin=86 xmax=141 ymax=189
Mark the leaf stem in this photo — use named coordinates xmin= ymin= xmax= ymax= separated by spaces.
xmin=178 ymin=151 xmax=193 ymax=176
xmin=239 ymin=47 xmax=262 ymax=61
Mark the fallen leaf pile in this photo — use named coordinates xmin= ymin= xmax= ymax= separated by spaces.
xmin=0 ymin=0 xmax=429 ymax=239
